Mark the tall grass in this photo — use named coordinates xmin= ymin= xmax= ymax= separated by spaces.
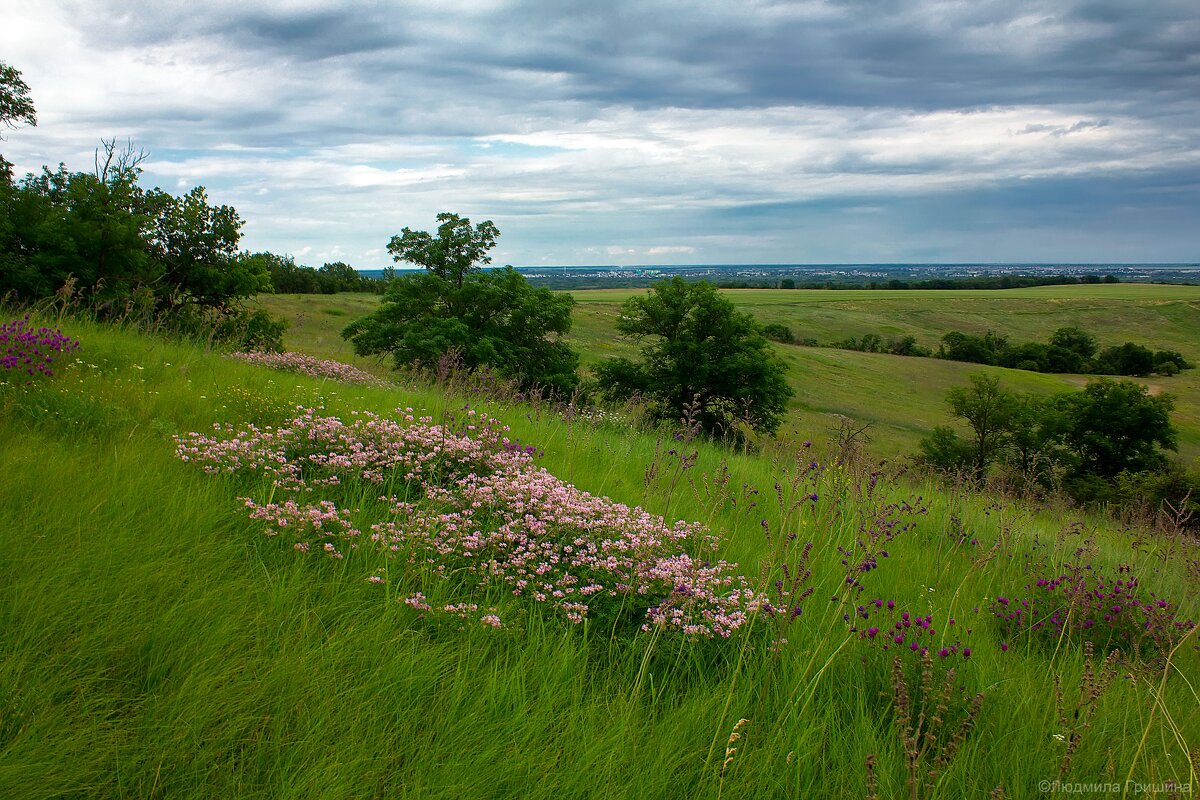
xmin=1 ymin=314 xmax=1197 ymax=798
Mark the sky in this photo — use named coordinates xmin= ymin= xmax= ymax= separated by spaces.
xmin=2 ymin=0 xmax=1198 ymax=268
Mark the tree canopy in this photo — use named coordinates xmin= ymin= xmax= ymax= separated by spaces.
xmin=1056 ymin=379 xmax=1176 ymax=479
xmin=920 ymin=374 xmax=1180 ymax=504
xmin=343 ymin=213 xmax=579 ymax=393
xmin=0 ymin=139 xmax=280 ymax=349
xmin=387 ymin=212 xmax=499 ymax=289
xmin=0 ymin=60 xmax=37 ymax=134
xmin=594 ymin=277 xmax=793 ymax=435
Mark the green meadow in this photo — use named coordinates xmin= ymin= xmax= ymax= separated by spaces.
xmin=257 ymin=284 xmax=1200 ymax=462
xmin=2 ymin=306 xmax=1196 ymax=798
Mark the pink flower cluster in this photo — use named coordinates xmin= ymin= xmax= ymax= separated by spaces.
xmin=378 ymin=461 xmax=764 ymax=637
xmin=174 ymin=406 xmax=520 ymax=492
xmin=228 ymin=350 xmax=389 ymax=387
xmin=175 ymin=406 xmax=764 ymax=638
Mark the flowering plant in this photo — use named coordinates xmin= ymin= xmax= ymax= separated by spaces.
xmin=1 ymin=317 xmax=80 ymax=379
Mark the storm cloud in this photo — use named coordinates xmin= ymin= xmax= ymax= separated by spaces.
xmin=2 ymin=0 xmax=1197 ymax=266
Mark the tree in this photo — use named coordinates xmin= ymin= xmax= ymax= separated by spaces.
xmin=387 ymin=212 xmax=499 ymax=289
xmin=943 ymin=373 xmax=1014 ymax=478
xmin=762 ymin=323 xmax=794 ymax=343
xmin=1 ymin=60 xmax=37 ymax=135
xmin=1056 ymin=379 xmax=1176 ymax=479
xmin=1049 ymin=326 xmax=1097 ymax=360
xmin=594 ymin=277 xmax=793 ymax=435
xmin=144 ymin=185 xmax=266 ymax=309
xmin=1094 ymin=342 xmax=1156 ymax=377
xmin=343 ymin=213 xmax=578 ymax=393
xmin=1001 ymin=393 xmax=1071 ymax=488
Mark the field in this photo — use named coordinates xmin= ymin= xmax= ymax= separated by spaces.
xmin=2 ymin=311 xmax=1198 ymax=798
xmin=257 ymin=284 xmax=1200 ymax=462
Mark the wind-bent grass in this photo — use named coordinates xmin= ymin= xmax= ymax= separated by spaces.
xmin=1 ymin=315 xmax=1197 ymax=798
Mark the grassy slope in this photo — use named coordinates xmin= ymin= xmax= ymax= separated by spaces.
xmin=258 ymin=285 xmax=1200 ymax=461
xmin=1 ymin=316 xmax=1197 ymax=798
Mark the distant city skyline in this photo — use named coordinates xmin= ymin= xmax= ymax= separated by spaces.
xmin=2 ymin=1 xmax=1198 ymax=268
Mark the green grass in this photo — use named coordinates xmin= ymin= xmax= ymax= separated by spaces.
xmin=258 ymin=285 xmax=1200 ymax=462
xmin=2 ymin=314 xmax=1197 ymax=798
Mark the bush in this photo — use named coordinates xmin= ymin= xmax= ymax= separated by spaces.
xmin=763 ymin=323 xmax=794 ymax=343
xmin=594 ymin=278 xmax=792 ymax=435
xmin=918 ymin=426 xmax=973 ymax=473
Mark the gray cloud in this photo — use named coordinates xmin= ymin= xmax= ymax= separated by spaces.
xmin=1 ymin=0 xmax=1197 ymax=265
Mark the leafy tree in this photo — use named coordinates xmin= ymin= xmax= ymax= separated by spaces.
xmin=1000 ymin=393 xmax=1072 ymax=487
xmin=1 ymin=151 xmax=153 ymax=302
xmin=943 ymin=373 xmax=1014 ymax=478
xmin=387 ymin=212 xmax=499 ymax=289
xmin=0 ymin=60 xmax=36 ymax=134
xmin=594 ymin=277 xmax=792 ymax=435
xmin=887 ymin=335 xmax=929 ymax=357
xmin=762 ymin=323 xmax=794 ymax=343
xmin=144 ymin=185 xmax=266 ymax=309
xmin=1049 ymin=326 xmax=1097 ymax=360
xmin=343 ymin=213 xmax=578 ymax=393
xmin=1055 ymin=379 xmax=1176 ymax=479
xmin=1153 ymin=350 xmax=1191 ymax=374
xmin=938 ymin=331 xmax=1008 ymax=365
xmin=1094 ymin=342 xmax=1156 ymax=377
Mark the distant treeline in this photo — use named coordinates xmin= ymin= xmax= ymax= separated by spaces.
xmin=247 ymin=252 xmax=390 ymax=295
xmin=717 ymin=274 xmax=1120 ymax=290
xmin=762 ymin=322 xmax=1191 ymax=378
xmin=935 ymin=327 xmax=1191 ymax=377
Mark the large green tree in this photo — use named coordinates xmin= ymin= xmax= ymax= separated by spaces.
xmin=594 ymin=277 xmax=793 ymax=435
xmin=1056 ymin=379 xmax=1176 ymax=479
xmin=143 ymin=185 xmax=266 ymax=308
xmin=343 ymin=213 xmax=578 ymax=393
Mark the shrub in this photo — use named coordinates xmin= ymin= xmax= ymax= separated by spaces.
xmin=762 ymin=323 xmax=794 ymax=343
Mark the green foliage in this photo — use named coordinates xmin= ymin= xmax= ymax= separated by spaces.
xmin=387 ymin=211 xmax=499 ymax=288
xmin=944 ymin=374 xmax=1014 ymax=477
xmin=1093 ymin=342 xmax=1156 ymax=377
xmin=938 ymin=330 xmax=1008 ymax=365
xmin=926 ymin=375 xmax=1181 ymax=503
xmin=917 ymin=425 xmax=973 ymax=473
xmin=242 ymin=252 xmax=384 ymax=295
xmin=1056 ymin=379 xmax=1176 ymax=479
xmin=144 ymin=185 xmax=267 ymax=308
xmin=343 ymin=214 xmax=578 ymax=393
xmin=1050 ymin=326 xmax=1097 ymax=360
xmin=762 ymin=322 xmax=794 ymax=343
xmin=937 ymin=325 xmax=1184 ymax=377
xmin=0 ymin=141 xmax=286 ymax=347
xmin=1153 ymin=350 xmax=1191 ymax=372
xmin=838 ymin=332 xmax=931 ymax=357
xmin=1001 ymin=392 xmax=1071 ymax=487
xmin=0 ymin=60 xmax=36 ymax=132
xmin=1111 ymin=463 xmax=1200 ymax=519
xmin=594 ymin=277 xmax=793 ymax=435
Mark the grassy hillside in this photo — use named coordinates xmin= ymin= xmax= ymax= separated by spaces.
xmin=257 ymin=285 xmax=1200 ymax=461
xmin=1 ymin=313 xmax=1196 ymax=798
